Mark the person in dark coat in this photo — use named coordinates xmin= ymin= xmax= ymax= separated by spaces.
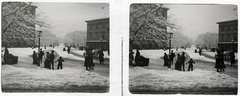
xmin=44 ymin=52 xmax=51 ymax=69
xmin=67 ymin=46 xmax=71 ymax=54
xmin=32 ymin=51 xmax=38 ymax=65
xmin=38 ymin=49 xmax=44 ymax=64
xmin=215 ymin=50 xmax=222 ymax=72
xmin=175 ymin=54 xmax=181 ymax=71
xmin=135 ymin=49 xmax=140 ymax=65
xmin=169 ymin=50 xmax=175 ymax=65
xmin=84 ymin=52 xmax=94 ymax=71
xmin=98 ymin=49 xmax=104 ymax=64
xmin=3 ymin=47 xmax=9 ymax=62
xmin=230 ymin=51 xmax=236 ymax=66
xmin=57 ymin=57 xmax=65 ymax=70
xmin=199 ymin=48 xmax=202 ymax=56
xmin=129 ymin=49 xmax=134 ymax=65
xmin=181 ymin=52 xmax=186 ymax=71
xmin=163 ymin=53 xmax=169 ymax=67
xmin=219 ymin=51 xmax=226 ymax=72
xmin=186 ymin=58 xmax=195 ymax=71
xmin=50 ymin=50 xmax=55 ymax=70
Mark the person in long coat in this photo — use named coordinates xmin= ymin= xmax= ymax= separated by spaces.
xmin=135 ymin=49 xmax=140 ymax=65
xmin=38 ymin=49 xmax=44 ymax=64
xmin=129 ymin=49 xmax=134 ymax=65
xmin=163 ymin=53 xmax=169 ymax=67
xmin=44 ymin=52 xmax=51 ymax=69
xmin=230 ymin=51 xmax=236 ymax=66
xmin=84 ymin=52 xmax=94 ymax=71
xmin=219 ymin=51 xmax=226 ymax=72
xmin=181 ymin=52 xmax=186 ymax=71
xmin=32 ymin=51 xmax=38 ymax=65
xmin=50 ymin=50 xmax=55 ymax=70
xmin=169 ymin=50 xmax=175 ymax=65
xmin=215 ymin=50 xmax=221 ymax=72
xmin=98 ymin=49 xmax=104 ymax=64
xmin=175 ymin=54 xmax=182 ymax=71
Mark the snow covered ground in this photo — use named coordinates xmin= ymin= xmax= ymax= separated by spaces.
xmin=1 ymin=47 xmax=109 ymax=91
xmin=130 ymin=45 xmax=238 ymax=93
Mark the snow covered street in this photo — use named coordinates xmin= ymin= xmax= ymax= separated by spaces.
xmin=129 ymin=46 xmax=238 ymax=94
xmin=1 ymin=47 xmax=109 ymax=92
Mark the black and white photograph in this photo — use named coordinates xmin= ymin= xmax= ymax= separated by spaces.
xmin=129 ymin=4 xmax=238 ymax=94
xmin=1 ymin=2 xmax=110 ymax=92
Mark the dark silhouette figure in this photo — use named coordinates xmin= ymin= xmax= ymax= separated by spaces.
xmin=230 ymin=51 xmax=236 ymax=66
xmin=98 ymin=49 xmax=104 ymax=64
xmin=215 ymin=50 xmax=225 ymax=72
xmin=199 ymin=48 xmax=202 ymax=56
xmin=57 ymin=57 xmax=65 ymax=70
xmin=38 ymin=49 xmax=44 ymax=64
xmin=163 ymin=53 xmax=169 ymax=67
xmin=50 ymin=50 xmax=55 ymax=70
xmin=67 ymin=46 xmax=71 ymax=54
xmin=169 ymin=50 xmax=175 ymax=65
xmin=44 ymin=52 xmax=51 ymax=69
xmin=186 ymin=58 xmax=195 ymax=71
xmin=129 ymin=49 xmax=134 ymax=65
xmin=135 ymin=49 xmax=140 ymax=64
xmin=181 ymin=52 xmax=186 ymax=71
xmin=3 ymin=47 xmax=9 ymax=63
xmin=84 ymin=52 xmax=94 ymax=71
xmin=175 ymin=54 xmax=181 ymax=71
xmin=32 ymin=51 xmax=38 ymax=65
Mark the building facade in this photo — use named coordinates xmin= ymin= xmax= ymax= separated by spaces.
xmin=85 ymin=18 xmax=109 ymax=51
xmin=217 ymin=20 xmax=238 ymax=52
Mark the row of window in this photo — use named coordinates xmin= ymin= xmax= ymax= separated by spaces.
xmin=88 ymin=24 xmax=109 ymax=30
xmin=88 ymin=32 xmax=109 ymax=40
xmin=219 ymin=25 xmax=238 ymax=32
xmin=219 ymin=33 xmax=237 ymax=42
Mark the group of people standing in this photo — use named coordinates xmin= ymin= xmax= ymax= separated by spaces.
xmin=163 ymin=50 xmax=195 ymax=71
xmin=32 ymin=49 xmax=65 ymax=70
xmin=84 ymin=49 xmax=105 ymax=71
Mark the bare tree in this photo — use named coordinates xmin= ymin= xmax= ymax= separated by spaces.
xmin=195 ymin=32 xmax=218 ymax=49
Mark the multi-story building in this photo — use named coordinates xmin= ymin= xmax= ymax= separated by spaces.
xmin=217 ymin=20 xmax=238 ymax=52
xmin=85 ymin=18 xmax=109 ymax=51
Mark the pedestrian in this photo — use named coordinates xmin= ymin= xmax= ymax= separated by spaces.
xmin=186 ymin=58 xmax=195 ymax=71
xmin=169 ymin=50 xmax=175 ymax=66
xmin=89 ymin=51 xmax=94 ymax=70
xmin=57 ymin=57 xmax=65 ymax=70
xmin=84 ymin=52 xmax=94 ymax=71
xmin=67 ymin=46 xmax=71 ymax=54
xmin=129 ymin=49 xmax=134 ymax=65
xmin=98 ymin=49 xmax=104 ymax=64
xmin=219 ymin=50 xmax=226 ymax=72
xmin=163 ymin=53 xmax=168 ymax=67
xmin=199 ymin=48 xmax=202 ymax=56
xmin=135 ymin=49 xmax=140 ymax=65
xmin=38 ymin=48 xmax=44 ymax=64
xmin=181 ymin=52 xmax=186 ymax=71
xmin=44 ymin=52 xmax=51 ymax=69
xmin=215 ymin=50 xmax=225 ymax=72
xmin=3 ymin=47 xmax=9 ymax=63
xmin=230 ymin=51 xmax=236 ymax=66
xmin=50 ymin=50 xmax=55 ymax=70
xmin=32 ymin=51 xmax=38 ymax=65
xmin=175 ymin=54 xmax=181 ymax=71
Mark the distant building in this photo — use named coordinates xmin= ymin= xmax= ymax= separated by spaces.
xmin=217 ymin=20 xmax=238 ymax=52
xmin=85 ymin=18 xmax=109 ymax=51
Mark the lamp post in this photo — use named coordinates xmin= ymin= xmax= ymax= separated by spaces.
xmin=37 ymin=30 xmax=42 ymax=67
xmin=167 ymin=32 xmax=173 ymax=54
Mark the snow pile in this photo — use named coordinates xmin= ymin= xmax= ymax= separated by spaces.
xmin=53 ymin=47 xmax=85 ymax=61
xmin=2 ymin=65 xmax=109 ymax=89
xmin=129 ymin=67 xmax=237 ymax=90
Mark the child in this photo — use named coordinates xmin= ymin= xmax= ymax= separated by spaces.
xmin=186 ymin=58 xmax=195 ymax=71
xmin=57 ymin=57 xmax=65 ymax=70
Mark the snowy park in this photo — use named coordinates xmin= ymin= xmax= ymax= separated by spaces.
xmin=129 ymin=46 xmax=238 ymax=94
xmin=1 ymin=46 xmax=109 ymax=92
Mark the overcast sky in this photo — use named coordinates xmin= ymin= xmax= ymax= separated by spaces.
xmin=166 ymin=4 xmax=238 ymax=39
xmin=34 ymin=2 xmax=109 ymax=38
